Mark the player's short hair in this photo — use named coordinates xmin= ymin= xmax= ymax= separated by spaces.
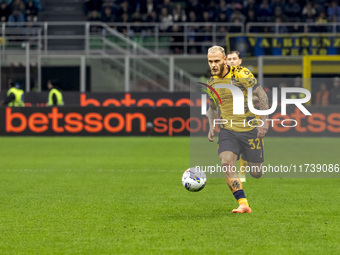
xmin=208 ymin=46 xmax=226 ymax=56
xmin=227 ymin=51 xmax=241 ymax=59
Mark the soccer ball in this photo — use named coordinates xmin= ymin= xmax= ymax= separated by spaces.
xmin=182 ymin=167 xmax=206 ymax=192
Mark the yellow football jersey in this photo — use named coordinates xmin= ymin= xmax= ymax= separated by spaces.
xmin=208 ymin=65 xmax=260 ymax=132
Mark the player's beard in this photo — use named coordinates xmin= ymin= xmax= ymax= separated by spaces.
xmin=211 ymin=63 xmax=225 ymax=77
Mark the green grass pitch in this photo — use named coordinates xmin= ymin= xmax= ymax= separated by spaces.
xmin=0 ymin=137 xmax=339 ymax=254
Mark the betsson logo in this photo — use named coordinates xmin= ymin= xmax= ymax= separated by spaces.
xmin=80 ymin=93 xmax=200 ymax=107
xmin=5 ymin=107 xmax=203 ymax=135
xmin=4 ymin=107 xmax=340 ymax=135
xmin=6 ymin=107 xmax=142 ymax=133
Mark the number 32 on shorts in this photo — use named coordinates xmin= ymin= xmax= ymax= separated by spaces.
xmin=248 ymin=138 xmax=263 ymax=158
xmin=248 ymin=138 xmax=262 ymax=150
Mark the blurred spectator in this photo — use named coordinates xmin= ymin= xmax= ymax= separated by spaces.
xmin=76 ymin=0 xmax=340 ymax=50
xmin=217 ymin=25 xmax=227 ymax=42
xmin=302 ymin=3 xmax=316 ymax=23
xmin=226 ymin=2 xmax=243 ymax=20
xmin=327 ymin=0 xmax=340 ymax=21
xmin=117 ymin=1 xmax=131 ymax=17
xmin=246 ymin=9 xmax=259 ymax=32
xmin=330 ymin=77 xmax=340 ymax=104
xmin=159 ymin=7 xmax=172 ymax=32
xmin=230 ymin=8 xmax=246 ymax=23
xmin=244 ymin=0 xmax=256 ymax=14
xmin=145 ymin=10 xmax=158 ymax=34
xmin=101 ymin=6 xmax=114 ymax=22
xmin=207 ymin=1 xmax=217 ymax=19
xmin=229 ymin=17 xmax=242 ymax=33
xmin=0 ymin=1 xmax=10 ymax=22
xmin=272 ymin=17 xmax=288 ymax=33
xmin=246 ymin=9 xmax=257 ymax=23
xmin=11 ymin=0 xmax=25 ymax=13
xmin=131 ymin=11 xmax=143 ymax=33
xmin=217 ymin=12 xmax=228 ymax=36
xmin=216 ymin=0 xmax=228 ymax=17
xmin=23 ymin=0 xmax=41 ymax=10
xmin=121 ymin=12 xmax=130 ymax=23
xmin=202 ymin=11 xmax=212 ymax=23
xmin=186 ymin=0 xmax=203 ymax=18
xmin=304 ymin=10 xmax=317 ymax=32
xmin=283 ymin=0 xmax=301 ymax=22
xmin=187 ymin=25 xmax=196 ymax=53
xmin=47 ymin=80 xmax=64 ymax=106
xmin=89 ymin=10 xmax=100 ymax=22
xmin=173 ymin=3 xmax=186 ymax=22
xmin=302 ymin=2 xmax=316 ymax=18
xmin=187 ymin=10 xmax=199 ymax=53
xmin=25 ymin=0 xmax=38 ymax=21
xmin=117 ymin=13 xmax=130 ymax=35
xmin=315 ymin=12 xmax=328 ymax=32
xmin=2 ymin=81 xmax=24 ymax=107
xmin=8 ymin=8 xmax=25 ymax=23
xmin=330 ymin=14 xmax=340 ymax=32
xmin=315 ymin=83 xmax=329 ymax=106
xmin=256 ymin=0 xmax=273 ymax=22
xmin=272 ymin=6 xmax=287 ymax=22
xmin=188 ymin=10 xmax=197 ymax=23
xmin=170 ymin=24 xmax=183 ymax=54
xmin=217 ymin=12 xmax=228 ymax=22
xmin=25 ymin=14 xmax=38 ymax=36
xmin=88 ymin=10 xmax=101 ymax=32
xmin=160 ymin=0 xmax=173 ymax=14
xmin=140 ymin=0 xmax=157 ymax=18
xmin=145 ymin=9 xmax=158 ymax=23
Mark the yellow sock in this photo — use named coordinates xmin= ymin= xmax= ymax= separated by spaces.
xmin=238 ymin=198 xmax=249 ymax=207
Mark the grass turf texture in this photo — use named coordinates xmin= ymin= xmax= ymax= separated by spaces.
xmin=0 ymin=137 xmax=339 ymax=254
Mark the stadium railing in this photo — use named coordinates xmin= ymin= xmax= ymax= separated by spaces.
xmin=2 ymin=21 xmax=340 ymax=55
xmin=1 ymin=22 xmax=340 ymax=93
xmin=246 ymin=22 xmax=340 ymax=34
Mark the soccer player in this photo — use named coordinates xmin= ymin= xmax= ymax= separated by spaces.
xmin=206 ymin=46 xmax=269 ymax=213
xmin=226 ymin=51 xmax=242 ymax=67
xmin=226 ymin=51 xmax=259 ymax=183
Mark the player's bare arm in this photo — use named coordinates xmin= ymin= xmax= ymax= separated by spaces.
xmin=206 ymin=100 xmax=218 ymax=142
xmin=253 ymin=85 xmax=269 ymax=139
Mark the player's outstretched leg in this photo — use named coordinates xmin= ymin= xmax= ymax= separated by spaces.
xmin=219 ymin=151 xmax=252 ymax=213
xmin=248 ymin=162 xmax=263 ymax=179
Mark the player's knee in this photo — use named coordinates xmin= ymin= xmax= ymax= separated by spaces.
xmin=219 ymin=153 xmax=237 ymax=177
xmin=249 ymin=163 xmax=263 ymax=178
xmin=220 ymin=153 xmax=235 ymax=166
xmin=221 ymin=158 xmax=233 ymax=167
